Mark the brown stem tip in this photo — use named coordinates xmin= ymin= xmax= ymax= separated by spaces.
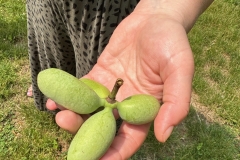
xmin=108 ymin=78 xmax=124 ymax=102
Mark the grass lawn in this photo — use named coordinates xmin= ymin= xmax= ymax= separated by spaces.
xmin=0 ymin=0 xmax=239 ymax=159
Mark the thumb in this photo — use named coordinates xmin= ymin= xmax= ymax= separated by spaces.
xmin=154 ymin=101 xmax=190 ymax=142
xmin=154 ymin=59 xmax=194 ymax=142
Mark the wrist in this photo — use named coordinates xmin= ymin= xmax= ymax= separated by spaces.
xmin=134 ymin=0 xmax=214 ymax=32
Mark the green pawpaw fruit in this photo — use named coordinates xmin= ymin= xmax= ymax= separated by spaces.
xmin=37 ymin=68 xmax=104 ymax=114
xmin=117 ymin=94 xmax=160 ymax=125
xmin=67 ymin=107 xmax=116 ymax=160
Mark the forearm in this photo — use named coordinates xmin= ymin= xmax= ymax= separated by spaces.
xmin=134 ymin=0 xmax=214 ymax=32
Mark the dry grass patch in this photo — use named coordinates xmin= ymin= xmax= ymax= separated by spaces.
xmin=191 ymin=92 xmax=226 ymax=125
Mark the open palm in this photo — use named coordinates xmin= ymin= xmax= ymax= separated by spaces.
xmin=48 ymin=12 xmax=194 ymax=160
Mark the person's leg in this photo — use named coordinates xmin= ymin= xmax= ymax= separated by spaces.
xmin=27 ymin=0 xmax=76 ymax=110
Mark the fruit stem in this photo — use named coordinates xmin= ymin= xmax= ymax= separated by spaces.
xmin=107 ymin=78 xmax=124 ymax=103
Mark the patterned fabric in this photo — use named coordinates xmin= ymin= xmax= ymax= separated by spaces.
xmin=27 ymin=0 xmax=140 ymax=110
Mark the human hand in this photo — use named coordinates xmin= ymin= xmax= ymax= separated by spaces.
xmin=47 ymin=4 xmax=195 ymax=160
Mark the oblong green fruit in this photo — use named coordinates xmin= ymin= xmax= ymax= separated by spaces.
xmin=67 ymin=107 xmax=116 ymax=160
xmin=80 ymin=78 xmax=110 ymax=98
xmin=117 ymin=94 xmax=160 ymax=125
xmin=37 ymin=68 xmax=103 ymax=114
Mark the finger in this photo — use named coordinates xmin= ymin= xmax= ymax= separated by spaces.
xmin=113 ymin=108 xmax=120 ymax=119
xmin=101 ymin=122 xmax=151 ymax=160
xmin=46 ymin=99 xmax=66 ymax=110
xmin=154 ymin=55 xmax=194 ymax=142
xmin=55 ymin=110 xmax=85 ymax=134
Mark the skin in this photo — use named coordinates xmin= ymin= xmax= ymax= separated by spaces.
xmin=46 ymin=0 xmax=214 ymax=159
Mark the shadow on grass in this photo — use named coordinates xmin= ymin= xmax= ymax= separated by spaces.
xmin=2 ymin=99 xmax=239 ymax=159
xmin=131 ymin=106 xmax=240 ymax=160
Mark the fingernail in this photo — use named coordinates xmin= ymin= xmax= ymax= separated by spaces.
xmin=163 ymin=126 xmax=174 ymax=142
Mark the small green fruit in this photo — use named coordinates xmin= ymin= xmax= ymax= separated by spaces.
xmin=37 ymin=70 xmax=161 ymax=158
xmin=37 ymin=68 xmax=104 ymax=114
xmin=67 ymin=107 xmax=116 ymax=160
xmin=80 ymin=78 xmax=110 ymax=98
xmin=117 ymin=94 xmax=160 ymax=125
